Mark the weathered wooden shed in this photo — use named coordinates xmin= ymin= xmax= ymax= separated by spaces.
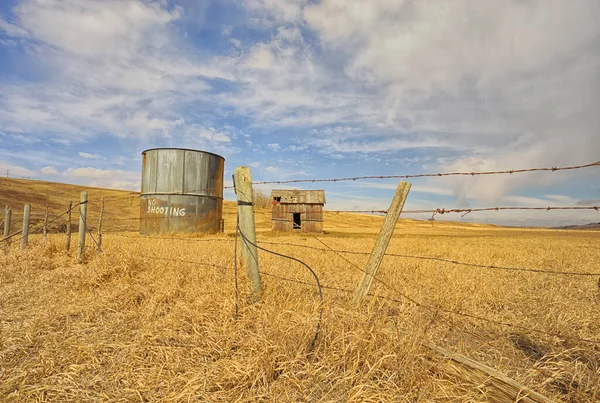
xmin=271 ymin=189 xmax=326 ymax=233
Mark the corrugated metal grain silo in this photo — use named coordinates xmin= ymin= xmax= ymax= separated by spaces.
xmin=139 ymin=148 xmax=224 ymax=235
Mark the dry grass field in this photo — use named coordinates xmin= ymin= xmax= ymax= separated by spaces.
xmin=1 ymin=178 xmax=600 ymax=402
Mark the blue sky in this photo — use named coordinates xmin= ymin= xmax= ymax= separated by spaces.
xmin=0 ymin=0 xmax=599 ymax=226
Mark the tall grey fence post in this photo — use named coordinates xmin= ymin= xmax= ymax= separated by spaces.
xmin=21 ymin=204 xmax=30 ymax=249
xmin=66 ymin=201 xmax=72 ymax=255
xmin=353 ymin=181 xmax=411 ymax=307
xmin=77 ymin=192 xmax=88 ymax=264
xmin=3 ymin=205 xmax=11 ymax=244
xmin=97 ymin=196 xmax=104 ymax=253
xmin=233 ymin=166 xmax=262 ymax=301
xmin=43 ymin=204 xmax=49 ymax=243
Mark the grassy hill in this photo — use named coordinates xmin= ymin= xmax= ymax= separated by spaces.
xmin=0 ymin=177 xmax=140 ymax=232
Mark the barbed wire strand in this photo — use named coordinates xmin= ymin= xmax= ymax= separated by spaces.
xmin=95 ymin=205 xmax=600 ymax=228
xmin=326 ymin=206 xmax=600 ymax=215
xmin=258 ymin=240 xmax=600 ymax=277
xmin=233 ymin=215 xmax=240 ymax=320
xmin=104 ymin=232 xmax=233 ymax=243
xmin=0 ymin=201 xmax=85 ymax=245
xmin=237 ymin=226 xmax=323 ymax=351
xmin=140 ymin=255 xmax=229 ymax=271
xmin=246 ymin=160 xmax=600 ymax=187
xmin=80 ymin=211 xmax=100 ymax=249
xmin=82 ymin=232 xmax=600 ymax=277
xmin=308 ymin=237 xmax=600 ymax=345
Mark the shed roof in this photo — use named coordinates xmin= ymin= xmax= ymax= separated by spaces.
xmin=271 ymin=189 xmax=326 ymax=204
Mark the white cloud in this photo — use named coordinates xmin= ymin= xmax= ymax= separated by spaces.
xmin=265 ymin=166 xmax=278 ymax=172
xmin=113 ymin=156 xmax=127 ymax=165
xmin=266 ymin=143 xmax=280 ymax=151
xmin=78 ymin=152 xmax=105 ymax=160
xmin=15 ymin=0 xmax=179 ymax=59
xmin=0 ymin=16 xmax=29 ymax=37
xmin=0 ymin=161 xmax=36 ymax=177
xmin=62 ymin=166 xmax=140 ymax=190
xmin=40 ymin=166 xmax=59 ymax=175
xmin=286 ymin=145 xmax=306 ymax=152
xmin=0 ymin=0 xmax=235 ymax=151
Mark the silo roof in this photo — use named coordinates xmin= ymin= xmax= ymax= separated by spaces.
xmin=142 ymin=148 xmax=225 ymax=160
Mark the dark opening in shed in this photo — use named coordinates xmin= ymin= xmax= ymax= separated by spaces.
xmin=293 ymin=213 xmax=301 ymax=229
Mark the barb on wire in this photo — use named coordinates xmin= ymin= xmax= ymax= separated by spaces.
xmin=326 ymin=206 xmax=600 ymax=215
xmin=258 ymin=240 xmax=600 ymax=277
xmin=237 ymin=225 xmax=323 ymax=351
xmin=249 ymin=160 xmax=600 ymax=186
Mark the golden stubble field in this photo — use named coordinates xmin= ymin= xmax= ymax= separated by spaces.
xmin=1 ymin=180 xmax=600 ymax=402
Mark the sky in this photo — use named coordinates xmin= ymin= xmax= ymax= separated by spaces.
xmin=0 ymin=0 xmax=599 ymax=226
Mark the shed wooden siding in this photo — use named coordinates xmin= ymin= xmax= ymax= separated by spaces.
xmin=271 ymin=190 xmax=325 ymax=233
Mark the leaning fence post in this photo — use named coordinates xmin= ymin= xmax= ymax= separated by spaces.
xmin=97 ymin=196 xmax=104 ymax=253
xmin=21 ymin=204 xmax=30 ymax=249
xmin=66 ymin=201 xmax=72 ymax=255
xmin=3 ymin=205 xmax=11 ymax=244
xmin=77 ymin=192 xmax=88 ymax=264
xmin=43 ymin=204 xmax=49 ymax=243
xmin=353 ymin=181 xmax=411 ymax=307
xmin=233 ymin=166 xmax=262 ymax=301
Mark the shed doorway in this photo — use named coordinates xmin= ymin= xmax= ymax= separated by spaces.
xmin=293 ymin=213 xmax=302 ymax=230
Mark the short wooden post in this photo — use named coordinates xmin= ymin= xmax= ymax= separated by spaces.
xmin=233 ymin=166 xmax=262 ymax=301
xmin=77 ymin=192 xmax=88 ymax=264
xmin=353 ymin=181 xmax=411 ymax=306
xmin=66 ymin=201 xmax=72 ymax=254
xmin=3 ymin=205 xmax=11 ymax=242
xmin=97 ymin=196 xmax=104 ymax=253
xmin=21 ymin=204 xmax=30 ymax=249
xmin=43 ymin=204 xmax=49 ymax=243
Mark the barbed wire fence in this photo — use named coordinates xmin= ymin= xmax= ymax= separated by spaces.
xmin=2 ymin=159 xmax=600 ymax=399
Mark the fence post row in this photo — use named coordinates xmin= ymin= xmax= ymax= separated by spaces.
xmin=353 ymin=181 xmax=411 ymax=307
xmin=3 ymin=205 xmax=11 ymax=244
xmin=21 ymin=204 xmax=30 ymax=250
xmin=78 ymin=192 xmax=88 ymax=264
xmin=233 ymin=166 xmax=262 ymax=301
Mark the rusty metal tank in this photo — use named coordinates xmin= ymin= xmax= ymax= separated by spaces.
xmin=139 ymin=148 xmax=224 ymax=235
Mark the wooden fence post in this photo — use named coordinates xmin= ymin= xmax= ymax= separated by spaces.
xmin=233 ymin=166 xmax=262 ymax=301
xmin=78 ymin=192 xmax=88 ymax=264
xmin=21 ymin=204 xmax=30 ymax=249
xmin=3 ymin=205 xmax=11 ymax=243
xmin=353 ymin=181 xmax=411 ymax=307
xmin=66 ymin=201 xmax=72 ymax=255
xmin=97 ymin=196 xmax=104 ymax=253
xmin=43 ymin=204 xmax=49 ymax=243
